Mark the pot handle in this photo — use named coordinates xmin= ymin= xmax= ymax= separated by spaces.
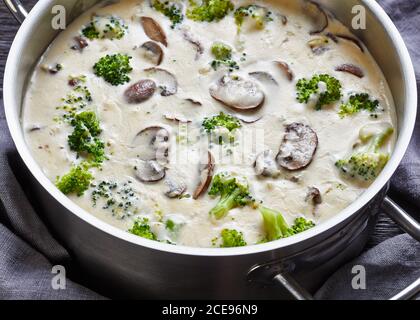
xmin=249 ymin=196 xmax=420 ymax=300
xmin=382 ymin=196 xmax=420 ymax=242
xmin=3 ymin=0 xmax=28 ymax=24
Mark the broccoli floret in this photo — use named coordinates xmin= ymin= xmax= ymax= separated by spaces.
xmin=220 ymin=229 xmax=247 ymax=247
xmin=82 ymin=16 xmax=127 ymax=40
xmin=234 ymin=5 xmax=273 ymax=31
xmin=151 ymin=0 xmax=184 ymax=28
xmin=186 ymin=0 xmax=234 ymax=22
xmin=335 ymin=126 xmax=394 ymax=181
xmin=81 ymin=24 xmax=99 ymax=40
xmin=93 ymin=54 xmax=133 ymax=86
xmin=259 ymin=206 xmax=315 ymax=241
xmin=203 ymin=112 xmax=241 ymax=132
xmin=68 ymin=111 xmax=106 ymax=164
xmin=296 ymin=74 xmax=342 ymax=110
xmin=208 ymin=173 xmax=254 ymax=219
xmin=128 ymin=218 xmax=157 ymax=240
xmin=203 ymin=112 xmax=242 ymax=144
xmin=56 ymin=164 xmax=94 ymax=196
xmin=288 ymin=217 xmax=316 ymax=235
xmin=211 ymin=42 xmax=232 ymax=60
xmin=339 ymin=93 xmax=380 ymax=118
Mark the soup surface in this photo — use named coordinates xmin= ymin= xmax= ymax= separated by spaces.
xmin=23 ymin=0 xmax=397 ymax=247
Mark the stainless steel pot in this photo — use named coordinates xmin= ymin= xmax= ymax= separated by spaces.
xmin=3 ymin=0 xmax=419 ymax=299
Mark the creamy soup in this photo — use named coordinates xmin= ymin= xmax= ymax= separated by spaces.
xmin=22 ymin=0 xmax=397 ymax=247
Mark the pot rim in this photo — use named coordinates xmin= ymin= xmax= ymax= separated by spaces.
xmin=3 ymin=0 xmax=417 ymax=257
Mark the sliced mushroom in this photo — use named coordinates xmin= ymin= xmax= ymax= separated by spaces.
xmin=140 ymin=16 xmax=167 ymax=47
xmin=185 ymin=98 xmax=202 ymax=106
xmin=236 ymin=114 xmax=263 ymax=124
xmin=132 ymin=126 xmax=170 ymax=162
xmin=335 ymin=34 xmax=365 ymax=52
xmin=124 ymin=79 xmax=156 ymax=104
xmin=306 ymin=187 xmax=322 ymax=205
xmin=209 ymin=75 xmax=265 ymax=110
xmin=276 ymin=123 xmax=318 ymax=171
xmin=135 ymin=160 xmax=166 ymax=182
xmin=41 ymin=63 xmax=62 ymax=74
xmin=303 ymin=0 xmax=329 ymax=35
xmin=274 ymin=61 xmax=294 ymax=81
xmin=182 ymin=30 xmax=204 ymax=60
xmin=71 ymin=36 xmax=89 ymax=51
xmin=254 ymin=150 xmax=279 ymax=177
xmin=193 ymin=151 xmax=215 ymax=199
xmin=280 ymin=14 xmax=288 ymax=25
xmin=165 ymin=177 xmax=187 ymax=198
xmin=144 ymin=68 xmax=178 ymax=96
xmin=249 ymin=72 xmax=278 ymax=86
xmin=139 ymin=41 xmax=164 ymax=66
xmin=308 ymin=36 xmax=330 ymax=55
xmin=335 ymin=64 xmax=364 ymax=78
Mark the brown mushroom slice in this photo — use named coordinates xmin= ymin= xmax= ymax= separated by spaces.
xmin=303 ymin=0 xmax=329 ymax=35
xmin=133 ymin=126 xmax=170 ymax=161
xmin=182 ymin=30 xmax=204 ymax=60
xmin=308 ymin=36 xmax=330 ymax=55
xmin=335 ymin=64 xmax=364 ymax=78
xmin=306 ymin=187 xmax=322 ymax=205
xmin=274 ymin=61 xmax=294 ymax=81
xmin=249 ymin=72 xmax=278 ymax=86
xmin=144 ymin=68 xmax=178 ymax=96
xmin=335 ymin=34 xmax=365 ymax=52
xmin=276 ymin=123 xmax=318 ymax=171
xmin=254 ymin=150 xmax=279 ymax=177
xmin=165 ymin=177 xmax=187 ymax=198
xmin=209 ymin=75 xmax=265 ymax=110
xmin=140 ymin=16 xmax=167 ymax=47
xmin=124 ymin=79 xmax=156 ymax=104
xmin=236 ymin=114 xmax=263 ymax=124
xmin=164 ymin=98 xmax=202 ymax=123
xmin=280 ymin=14 xmax=288 ymax=25
xmin=193 ymin=151 xmax=215 ymax=199
xmin=135 ymin=160 xmax=166 ymax=183
xmin=71 ymin=36 xmax=88 ymax=51
xmin=139 ymin=41 xmax=164 ymax=66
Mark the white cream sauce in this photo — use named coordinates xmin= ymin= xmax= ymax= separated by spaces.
xmin=22 ymin=0 xmax=397 ymax=247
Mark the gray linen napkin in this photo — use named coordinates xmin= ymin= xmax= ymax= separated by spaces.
xmin=0 ymin=0 xmax=419 ymax=300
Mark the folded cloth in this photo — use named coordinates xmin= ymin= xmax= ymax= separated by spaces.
xmin=0 ymin=0 xmax=419 ymax=300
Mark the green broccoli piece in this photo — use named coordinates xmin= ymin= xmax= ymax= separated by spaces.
xmin=209 ymin=43 xmax=239 ymax=71
xmin=259 ymin=206 xmax=315 ymax=241
xmin=56 ymin=164 xmax=94 ymax=196
xmin=128 ymin=218 xmax=157 ymax=240
xmin=151 ymin=0 xmax=184 ymax=28
xmin=211 ymin=42 xmax=232 ymax=60
xmin=81 ymin=23 xmax=100 ymax=40
xmin=288 ymin=217 xmax=316 ymax=235
xmin=82 ymin=16 xmax=127 ymax=40
xmin=186 ymin=0 xmax=234 ymax=22
xmin=234 ymin=5 xmax=273 ymax=31
xmin=208 ymin=173 xmax=254 ymax=219
xmin=335 ymin=126 xmax=394 ymax=181
xmin=296 ymin=74 xmax=342 ymax=110
xmin=203 ymin=112 xmax=242 ymax=144
xmin=93 ymin=54 xmax=133 ymax=86
xmin=203 ymin=112 xmax=241 ymax=132
xmin=220 ymin=229 xmax=247 ymax=247
xmin=68 ymin=111 xmax=106 ymax=164
xmin=339 ymin=93 xmax=380 ymax=118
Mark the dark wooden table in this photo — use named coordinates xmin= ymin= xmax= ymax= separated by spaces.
xmin=0 ymin=0 xmax=403 ymax=251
